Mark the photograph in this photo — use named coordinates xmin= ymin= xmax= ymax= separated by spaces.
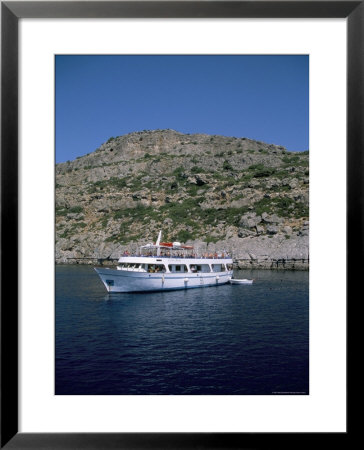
xmin=2 ymin=0 xmax=356 ymax=445
xmin=55 ymin=54 xmax=309 ymax=395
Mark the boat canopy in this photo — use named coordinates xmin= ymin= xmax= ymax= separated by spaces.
xmin=140 ymin=231 xmax=194 ymax=251
xmin=140 ymin=242 xmax=194 ymax=250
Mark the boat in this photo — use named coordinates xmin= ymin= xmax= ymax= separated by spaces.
xmin=94 ymin=231 xmax=233 ymax=293
xmin=229 ymin=278 xmax=254 ymax=285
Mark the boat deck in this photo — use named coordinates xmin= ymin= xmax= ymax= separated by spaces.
xmin=121 ymin=254 xmax=231 ymax=260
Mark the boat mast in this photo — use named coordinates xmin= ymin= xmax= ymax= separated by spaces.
xmin=156 ymin=230 xmax=162 ymax=256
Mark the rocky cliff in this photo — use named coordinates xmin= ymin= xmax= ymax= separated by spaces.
xmin=56 ymin=129 xmax=309 ymax=269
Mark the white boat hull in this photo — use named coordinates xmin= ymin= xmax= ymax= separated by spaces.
xmin=95 ymin=267 xmax=233 ymax=293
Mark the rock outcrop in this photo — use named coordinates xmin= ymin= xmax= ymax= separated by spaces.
xmin=56 ymin=129 xmax=309 ymax=269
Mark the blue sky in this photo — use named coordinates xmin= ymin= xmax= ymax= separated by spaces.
xmin=56 ymin=55 xmax=308 ymax=163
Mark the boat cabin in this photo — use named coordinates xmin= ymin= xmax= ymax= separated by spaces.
xmin=116 ymin=231 xmax=232 ymax=274
xmin=117 ymin=260 xmax=231 ymax=273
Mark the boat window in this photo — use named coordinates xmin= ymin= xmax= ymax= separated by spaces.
xmin=168 ymin=264 xmax=187 ymax=273
xmin=212 ymin=264 xmax=224 ymax=272
xmin=119 ymin=263 xmax=146 ymax=270
xmin=146 ymin=264 xmax=166 ymax=273
xmin=195 ymin=264 xmax=210 ymax=272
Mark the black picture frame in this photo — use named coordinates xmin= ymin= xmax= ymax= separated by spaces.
xmin=1 ymin=1 xmax=358 ymax=448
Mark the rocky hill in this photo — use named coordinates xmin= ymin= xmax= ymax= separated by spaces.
xmin=56 ymin=129 xmax=309 ymax=269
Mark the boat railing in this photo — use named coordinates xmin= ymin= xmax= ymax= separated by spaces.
xmin=120 ymin=254 xmax=231 ymax=259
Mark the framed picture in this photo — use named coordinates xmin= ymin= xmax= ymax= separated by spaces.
xmin=1 ymin=1 xmax=357 ymax=448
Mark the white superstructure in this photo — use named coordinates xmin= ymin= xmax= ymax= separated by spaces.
xmin=95 ymin=231 xmax=233 ymax=293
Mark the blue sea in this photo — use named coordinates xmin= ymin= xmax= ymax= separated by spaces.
xmin=56 ymin=265 xmax=309 ymax=395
